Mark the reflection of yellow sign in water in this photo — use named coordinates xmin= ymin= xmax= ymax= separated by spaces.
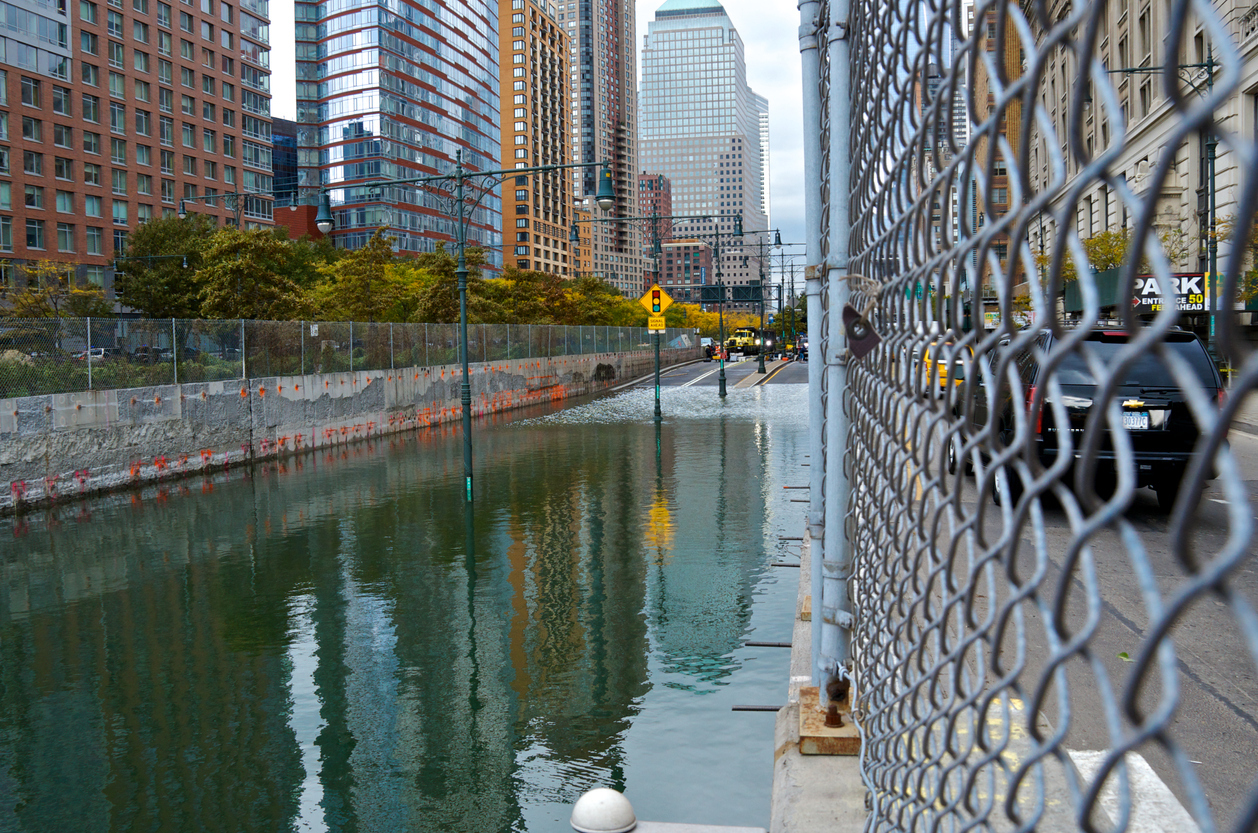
xmin=644 ymin=491 xmax=674 ymax=560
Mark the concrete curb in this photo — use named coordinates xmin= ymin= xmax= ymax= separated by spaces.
xmin=769 ymin=529 xmax=868 ymax=833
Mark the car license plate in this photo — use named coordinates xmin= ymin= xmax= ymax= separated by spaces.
xmin=1122 ymin=411 xmax=1149 ymax=430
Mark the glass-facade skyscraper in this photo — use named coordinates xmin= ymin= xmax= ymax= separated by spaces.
xmin=294 ymin=0 xmax=501 ymax=261
xmin=639 ymin=0 xmax=768 ymax=303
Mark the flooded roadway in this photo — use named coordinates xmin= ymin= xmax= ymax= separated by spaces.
xmin=0 ymin=379 xmax=809 ymax=832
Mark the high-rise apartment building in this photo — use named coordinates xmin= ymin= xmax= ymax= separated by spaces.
xmin=563 ymin=0 xmax=641 ymax=295
xmin=501 ymin=0 xmax=573 ymax=275
xmin=294 ymin=0 xmax=500 ymax=260
xmin=0 ymin=0 xmax=273 ymax=294
xmin=639 ymin=0 xmax=768 ymax=308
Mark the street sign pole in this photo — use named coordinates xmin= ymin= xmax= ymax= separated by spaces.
xmin=641 ymin=285 xmax=673 ymax=423
xmin=654 ymin=333 xmax=662 ymax=422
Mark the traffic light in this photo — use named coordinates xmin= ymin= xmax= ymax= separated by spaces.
xmin=651 ymin=288 xmax=662 ymax=313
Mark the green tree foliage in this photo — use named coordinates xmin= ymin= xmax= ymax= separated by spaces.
xmin=311 ymin=229 xmax=400 ymax=321
xmin=389 ymin=244 xmax=499 ymax=323
xmin=113 ymin=215 xmax=217 ymax=318
xmin=1 ymin=260 xmax=112 ymax=318
xmin=286 ymin=234 xmax=342 ymax=291
xmin=197 ymin=228 xmax=312 ymax=319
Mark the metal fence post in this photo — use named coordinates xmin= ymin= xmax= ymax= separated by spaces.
xmin=240 ymin=319 xmax=246 ymax=379
xmin=390 ymin=323 xmax=395 ymax=370
xmin=349 ymin=321 xmax=354 ymax=372
xmin=424 ymin=322 xmax=429 ymax=366
xmin=817 ymin=0 xmax=856 ymax=708
xmin=86 ymin=317 xmax=93 ymax=390
xmin=172 ymin=318 xmax=178 ymax=386
xmin=301 ymin=321 xmax=305 ymax=375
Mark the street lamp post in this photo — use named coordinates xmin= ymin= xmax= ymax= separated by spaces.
xmin=671 ymin=216 xmax=744 ymax=397
xmin=315 ymin=153 xmax=615 ymax=501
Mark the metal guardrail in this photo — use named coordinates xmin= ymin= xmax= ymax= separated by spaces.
xmin=802 ymin=0 xmax=1258 ymax=828
xmin=0 ymin=318 xmax=692 ymax=398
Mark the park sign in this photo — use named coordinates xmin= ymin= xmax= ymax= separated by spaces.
xmin=1132 ymin=273 xmax=1210 ymax=313
xmin=640 ymin=284 xmax=674 ymax=315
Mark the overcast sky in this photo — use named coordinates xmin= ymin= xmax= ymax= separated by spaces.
xmin=269 ymin=0 xmax=805 ymax=254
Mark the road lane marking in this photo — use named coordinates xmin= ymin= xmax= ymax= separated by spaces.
xmin=681 ymin=366 xmax=724 ymax=387
xmin=1068 ymin=750 xmax=1201 ymax=832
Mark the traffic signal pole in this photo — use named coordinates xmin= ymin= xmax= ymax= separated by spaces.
xmin=650 ymin=287 xmax=663 ymax=423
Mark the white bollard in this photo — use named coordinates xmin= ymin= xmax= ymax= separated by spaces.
xmin=571 ymin=788 xmax=637 ymax=833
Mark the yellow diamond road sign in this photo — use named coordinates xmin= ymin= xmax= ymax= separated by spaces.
xmin=640 ymin=285 xmax=673 ymax=314
xmin=648 ymin=315 xmax=666 ymax=332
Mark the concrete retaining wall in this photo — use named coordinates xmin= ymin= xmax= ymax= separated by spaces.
xmin=1 ymin=347 xmax=695 ymax=512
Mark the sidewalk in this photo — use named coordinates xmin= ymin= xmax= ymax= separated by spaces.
xmin=1230 ymin=387 xmax=1258 ymax=437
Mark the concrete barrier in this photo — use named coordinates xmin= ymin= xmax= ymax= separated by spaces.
xmin=0 ymin=348 xmax=696 ymax=512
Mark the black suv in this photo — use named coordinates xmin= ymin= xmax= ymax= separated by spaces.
xmin=949 ymin=327 xmax=1224 ymax=511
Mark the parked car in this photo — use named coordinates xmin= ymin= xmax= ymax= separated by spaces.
xmin=919 ymin=341 xmax=974 ymax=398
xmin=73 ymin=347 xmax=117 ymax=361
xmin=948 ymin=326 xmax=1224 ymax=511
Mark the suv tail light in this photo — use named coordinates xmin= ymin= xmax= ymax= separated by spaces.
xmin=1218 ymin=387 xmax=1227 ymax=408
xmin=1027 ymin=385 xmax=1042 ymax=434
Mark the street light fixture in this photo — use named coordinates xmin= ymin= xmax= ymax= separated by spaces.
xmin=177 ymin=190 xmax=270 ymax=228
xmin=315 ymin=153 xmax=616 ymax=502
xmin=314 ymin=192 xmax=334 ymax=235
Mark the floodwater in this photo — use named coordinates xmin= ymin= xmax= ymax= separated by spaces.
xmin=0 ymin=385 xmax=810 ymax=832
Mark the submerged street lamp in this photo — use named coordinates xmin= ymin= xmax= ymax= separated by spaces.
xmin=316 ymin=154 xmax=616 ymax=502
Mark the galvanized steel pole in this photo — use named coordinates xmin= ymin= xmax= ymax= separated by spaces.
xmin=799 ymin=0 xmax=826 ymax=684
xmin=821 ymin=0 xmax=855 ymax=704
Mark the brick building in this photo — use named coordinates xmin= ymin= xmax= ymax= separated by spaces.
xmin=0 ymin=0 xmax=273 ymax=295
xmin=500 ymin=0 xmax=573 ymax=275
xmin=658 ymin=238 xmax=711 ymax=302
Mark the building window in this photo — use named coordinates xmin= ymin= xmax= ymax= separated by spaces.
xmin=25 ymin=185 xmax=44 ymax=209
xmin=111 ymin=138 xmax=127 ymax=164
xmin=137 ymin=144 xmax=152 ymax=166
xmin=109 ymin=41 xmax=125 ymax=68
xmin=23 ymin=151 xmax=43 ymax=176
xmin=26 ymin=219 xmax=45 ymax=249
xmin=87 ymin=226 xmax=103 ymax=254
xmin=84 ymin=164 xmax=102 ymax=186
xmin=22 ymin=117 xmax=42 ymax=142
xmin=54 ymin=157 xmax=72 ymax=180
xmin=86 ymin=195 xmax=103 ymax=217
xmin=52 ymin=86 xmax=70 ymax=116
xmin=56 ymin=190 xmax=73 ymax=212
xmin=161 ymin=150 xmax=174 ymax=173
xmin=110 ymin=102 xmax=126 ymax=134
xmin=57 ymin=223 xmax=75 ymax=252
xmin=112 ymin=200 xmax=128 ymax=225
xmin=112 ymin=169 xmax=127 ymax=194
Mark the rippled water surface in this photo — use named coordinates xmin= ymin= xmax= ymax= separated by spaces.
xmin=1 ymin=385 xmax=809 ymax=832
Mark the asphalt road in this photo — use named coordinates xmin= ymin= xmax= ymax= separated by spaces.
xmin=943 ymin=427 xmax=1258 ymax=829
xmin=631 ymin=354 xmax=809 ymax=388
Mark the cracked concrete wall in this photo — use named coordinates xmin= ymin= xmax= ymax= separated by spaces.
xmin=1 ymin=348 xmax=695 ymax=511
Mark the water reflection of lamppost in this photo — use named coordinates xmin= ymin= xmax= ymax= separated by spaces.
xmin=315 ymin=153 xmax=616 ymax=502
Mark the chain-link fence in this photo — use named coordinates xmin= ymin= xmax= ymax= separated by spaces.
xmin=0 ymin=319 xmax=690 ymax=398
xmin=803 ymin=0 xmax=1258 ymax=828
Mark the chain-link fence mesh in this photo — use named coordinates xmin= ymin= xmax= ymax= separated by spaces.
xmin=805 ymin=0 xmax=1258 ymax=828
xmin=0 ymin=318 xmax=692 ymax=398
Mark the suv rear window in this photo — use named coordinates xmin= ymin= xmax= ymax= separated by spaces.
xmin=1052 ymin=333 xmax=1218 ymax=388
